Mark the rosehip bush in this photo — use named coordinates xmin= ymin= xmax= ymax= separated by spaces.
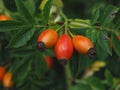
xmin=0 ymin=0 xmax=120 ymax=90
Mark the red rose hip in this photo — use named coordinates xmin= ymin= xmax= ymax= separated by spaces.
xmin=54 ymin=34 xmax=73 ymax=65
xmin=37 ymin=29 xmax=58 ymax=52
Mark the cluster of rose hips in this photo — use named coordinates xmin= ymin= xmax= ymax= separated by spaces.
xmin=37 ymin=29 xmax=96 ymax=66
xmin=0 ymin=66 xmax=13 ymax=89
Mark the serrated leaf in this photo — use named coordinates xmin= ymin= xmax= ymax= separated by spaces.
xmin=91 ymin=7 xmax=100 ymax=25
xmin=15 ymin=0 xmax=34 ymax=24
xmin=105 ymin=69 xmax=113 ymax=87
xmin=42 ymin=0 xmax=53 ymax=24
xmin=7 ymin=28 xmax=35 ymax=48
xmin=98 ymin=31 xmax=112 ymax=55
xmin=112 ymin=33 xmax=120 ymax=56
xmin=86 ymin=29 xmax=100 ymax=44
xmin=35 ymin=52 xmax=48 ymax=77
xmin=0 ymin=21 xmax=32 ymax=32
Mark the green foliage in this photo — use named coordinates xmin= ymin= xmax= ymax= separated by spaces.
xmin=0 ymin=21 xmax=31 ymax=32
xmin=0 ymin=0 xmax=120 ymax=90
xmin=112 ymin=33 xmax=120 ymax=56
xmin=34 ymin=52 xmax=48 ymax=77
xmin=42 ymin=0 xmax=53 ymax=24
xmin=105 ymin=69 xmax=113 ymax=87
xmin=85 ymin=76 xmax=105 ymax=90
xmin=7 ymin=28 xmax=35 ymax=48
xmin=97 ymin=31 xmax=112 ymax=55
xmin=15 ymin=0 xmax=35 ymax=24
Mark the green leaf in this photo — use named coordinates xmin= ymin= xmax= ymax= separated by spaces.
xmin=85 ymin=76 xmax=105 ymax=90
xmin=13 ymin=57 xmax=32 ymax=87
xmin=77 ymin=83 xmax=92 ymax=90
xmin=96 ymin=42 xmax=109 ymax=60
xmin=113 ymin=8 xmax=120 ymax=24
xmin=43 ymin=48 xmax=54 ymax=56
xmin=27 ymin=28 xmax=43 ymax=46
xmin=113 ymin=19 xmax=120 ymax=30
xmin=86 ymin=29 xmax=100 ymax=44
xmin=24 ymin=0 xmax=35 ymax=16
xmin=10 ymin=47 xmax=35 ymax=57
xmin=101 ymin=5 xmax=117 ymax=26
xmin=35 ymin=52 xmax=48 ymax=77
xmin=29 ymin=77 xmax=52 ymax=87
xmin=29 ymin=84 xmax=40 ymax=90
xmin=107 ymin=53 xmax=120 ymax=77
xmin=91 ymin=7 xmax=100 ymax=25
xmin=105 ymin=69 xmax=113 ymax=87
xmin=7 ymin=28 xmax=35 ymax=48
xmin=112 ymin=33 xmax=120 ymax=56
xmin=15 ymin=0 xmax=34 ymax=24
xmin=70 ymin=52 xmax=91 ymax=78
xmin=70 ymin=82 xmax=92 ymax=90
xmin=112 ymin=8 xmax=120 ymax=30
xmin=39 ymin=0 xmax=48 ymax=10
xmin=42 ymin=0 xmax=53 ymax=24
xmin=0 ymin=21 xmax=32 ymax=32
xmin=70 ymin=52 xmax=80 ymax=77
xmin=98 ymin=31 xmax=112 ymax=55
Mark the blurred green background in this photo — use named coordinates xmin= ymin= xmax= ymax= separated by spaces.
xmin=2 ymin=0 xmax=120 ymax=19
xmin=63 ymin=0 xmax=120 ymax=18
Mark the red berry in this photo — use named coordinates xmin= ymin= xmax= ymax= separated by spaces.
xmin=37 ymin=29 xmax=58 ymax=52
xmin=72 ymin=35 xmax=95 ymax=59
xmin=54 ymin=34 xmax=73 ymax=64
